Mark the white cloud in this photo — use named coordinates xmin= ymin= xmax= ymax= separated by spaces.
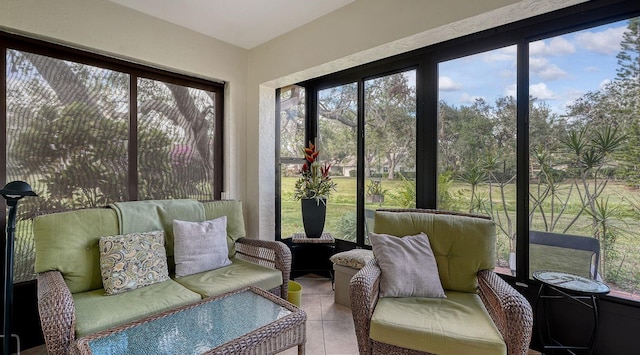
xmin=484 ymin=51 xmax=515 ymax=63
xmin=504 ymin=84 xmax=516 ymax=98
xmin=599 ymin=79 xmax=611 ymax=90
xmin=530 ymin=37 xmax=575 ymax=56
xmin=584 ymin=66 xmax=599 ymax=73
xmin=499 ymin=69 xmax=516 ymax=80
xmin=459 ymin=93 xmax=484 ymax=104
xmin=439 ymin=76 xmax=462 ymax=91
xmin=575 ymin=26 xmax=626 ymax=55
xmin=560 ymin=89 xmax=586 ymax=111
xmin=530 ymin=83 xmax=555 ymax=100
xmin=529 ymin=57 xmax=567 ymax=81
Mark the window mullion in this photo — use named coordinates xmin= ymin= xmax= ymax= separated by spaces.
xmin=516 ymin=38 xmax=530 ymax=282
xmin=129 ymin=74 xmax=138 ymax=201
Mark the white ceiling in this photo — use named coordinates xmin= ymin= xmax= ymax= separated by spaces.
xmin=108 ymin=0 xmax=355 ymax=49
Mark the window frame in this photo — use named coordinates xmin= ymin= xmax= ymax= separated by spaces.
xmin=276 ymin=0 xmax=640 ymax=305
xmin=1 ymin=30 xmax=224 ymax=284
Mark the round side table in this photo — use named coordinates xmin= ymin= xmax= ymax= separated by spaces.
xmin=533 ymin=270 xmax=609 ymax=355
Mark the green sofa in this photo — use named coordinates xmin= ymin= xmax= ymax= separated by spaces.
xmin=34 ymin=199 xmax=291 ymax=354
xmin=350 ymin=209 xmax=533 ymax=355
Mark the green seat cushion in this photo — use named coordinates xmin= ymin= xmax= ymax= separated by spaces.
xmin=370 ymin=292 xmax=506 ymax=355
xmin=73 ymin=279 xmax=201 ymax=337
xmin=202 ymin=200 xmax=246 ymax=257
xmin=173 ymin=258 xmax=282 ymax=298
xmin=374 ymin=211 xmax=496 ymax=293
xmin=34 ymin=208 xmax=119 ymax=293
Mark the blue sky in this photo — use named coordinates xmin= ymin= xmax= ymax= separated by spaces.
xmin=438 ymin=18 xmax=632 ymax=114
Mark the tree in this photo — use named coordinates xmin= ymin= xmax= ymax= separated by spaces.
xmin=615 ymin=18 xmax=640 ymax=94
xmin=318 ymin=84 xmax=358 ymax=170
xmin=279 ymin=86 xmax=306 ymax=158
xmin=364 ymin=73 xmax=416 ymax=179
xmin=12 ymin=52 xmax=217 ymax=204
xmin=7 ymin=50 xmax=218 ymax=281
xmin=614 ymin=18 xmax=640 ymax=186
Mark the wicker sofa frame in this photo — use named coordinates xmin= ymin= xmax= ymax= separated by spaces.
xmin=349 ymin=209 xmax=533 ymax=355
xmin=37 ymin=237 xmax=291 ymax=355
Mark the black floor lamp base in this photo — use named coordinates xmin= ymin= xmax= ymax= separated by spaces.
xmin=1 ymin=181 xmax=36 ymax=355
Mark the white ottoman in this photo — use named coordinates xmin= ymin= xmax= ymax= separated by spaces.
xmin=330 ymin=249 xmax=374 ymax=308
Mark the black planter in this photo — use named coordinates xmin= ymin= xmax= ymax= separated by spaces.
xmin=301 ymin=198 xmax=326 ymax=238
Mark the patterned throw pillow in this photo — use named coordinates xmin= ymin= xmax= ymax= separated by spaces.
xmin=99 ymin=231 xmax=169 ymax=295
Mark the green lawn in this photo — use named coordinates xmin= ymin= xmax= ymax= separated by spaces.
xmin=281 ymin=176 xmax=410 ymax=239
xmin=282 ymin=176 xmax=640 ymax=296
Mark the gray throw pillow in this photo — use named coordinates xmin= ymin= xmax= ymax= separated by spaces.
xmin=173 ymin=216 xmax=231 ymax=277
xmin=370 ymin=232 xmax=446 ymax=298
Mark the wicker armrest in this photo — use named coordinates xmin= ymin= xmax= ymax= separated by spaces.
xmin=37 ymin=271 xmax=76 ymax=355
xmin=478 ymin=269 xmax=533 ymax=355
xmin=349 ymin=259 xmax=381 ymax=355
xmin=235 ymin=237 xmax=292 ymax=299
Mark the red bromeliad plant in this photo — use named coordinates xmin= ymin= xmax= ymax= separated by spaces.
xmin=293 ymin=141 xmax=337 ymax=204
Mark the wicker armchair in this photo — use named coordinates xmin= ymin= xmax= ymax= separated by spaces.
xmin=349 ymin=209 xmax=533 ymax=355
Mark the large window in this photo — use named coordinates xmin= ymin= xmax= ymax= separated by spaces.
xmin=528 ymin=18 xmax=640 ymax=300
xmin=3 ymin=36 xmax=223 ymax=283
xmin=278 ymin=85 xmax=306 ymax=239
xmin=318 ymin=83 xmax=358 ymax=242
xmin=364 ymin=70 xmax=417 ymax=243
xmin=137 ymin=78 xmax=218 ymax=200
xmin=277 ymin=3 xmax=640 ymax=304
xmin=277 ymin=70 xmax=418 ymax=244
xmin=438 ymin=46 xmax=517 ymax=274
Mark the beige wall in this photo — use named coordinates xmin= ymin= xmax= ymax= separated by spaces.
xmin=1 ymin=0 xmax=586 ymax=240
xmin=245 ymin=0 xmax=586 ymax=239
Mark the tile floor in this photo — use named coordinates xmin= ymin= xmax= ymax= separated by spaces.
xmin=20 ymin=276 xmax=539 ymax=355
xmin=279 ymin=275 xmax=359 ymax=355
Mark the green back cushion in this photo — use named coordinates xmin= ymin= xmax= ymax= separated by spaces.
xmin=34 ymin=199 xmax=246 ymax=293
xmin=203 ymin=200 xmax=246 ymax=257
xmin=34 ymin=208 xmax=119 ymax=293
xmin=110 ymin=199 xmax=205 ymax=257
xmin=373 ymin=211 xmax=496 ymax=293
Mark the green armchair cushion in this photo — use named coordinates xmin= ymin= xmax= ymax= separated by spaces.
xmin=370 ymin=292 xmax=506 ymax=355
xmin=373 ymin=211 xmax=496 ymax=293
xmin=34 ymin=208 xmax=119 ymax=293
xmin=73 ymin=279 xmax=201 ymax=337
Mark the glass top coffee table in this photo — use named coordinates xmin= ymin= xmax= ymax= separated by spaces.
xmin=72 ymin=286 xmax=306 ymax=355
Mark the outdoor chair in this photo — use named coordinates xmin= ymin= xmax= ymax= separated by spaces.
xmin=529 ymin=230 xmax=601 ymax=280
xmin=350 ymin=209 xmax=533 ymax=355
